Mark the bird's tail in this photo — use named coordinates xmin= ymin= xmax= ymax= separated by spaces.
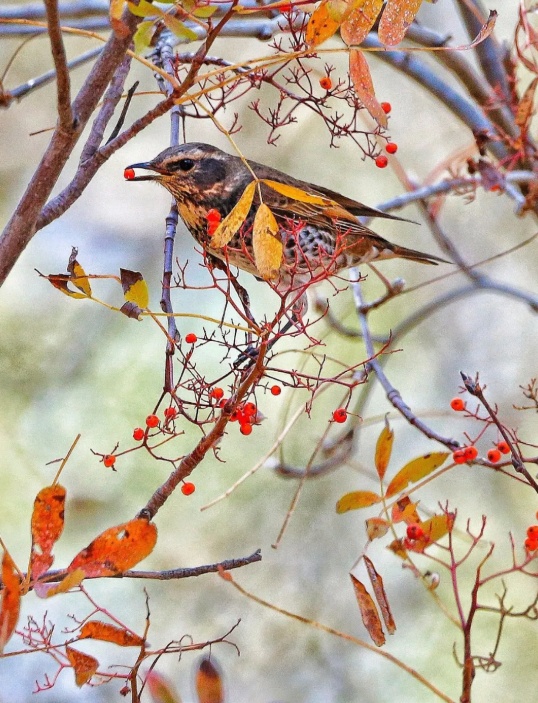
xmin=391 ymin=244 xmax=449 ymax=265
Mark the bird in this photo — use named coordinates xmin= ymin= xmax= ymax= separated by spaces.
xmin=125 ymin=143 xmax=446 ymax=315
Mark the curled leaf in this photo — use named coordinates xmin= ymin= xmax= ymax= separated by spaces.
xmin=364 ymin=556 xmax=396 ymax=634
xmin=79 ymin=621 xmax=145 ymax=647
xmin=350 ymin=574 xmax=385 ymax=646
xmin=66 ymin=646 xmax=99 ymax=687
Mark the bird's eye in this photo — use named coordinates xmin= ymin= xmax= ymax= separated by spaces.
xmin=177 ymin=158 xmax=195 ymax=172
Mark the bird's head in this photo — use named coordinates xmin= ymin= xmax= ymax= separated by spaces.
xmin=124 ymin=143 xmax=232 ymax=203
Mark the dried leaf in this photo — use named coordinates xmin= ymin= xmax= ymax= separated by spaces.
xmin=67 ymin=518 xmax=157 ymax=578
xmin=336 ymin=490 xmax=382 ymax=513
xmin=387 ymin=537 xmax=408 ymax=559
xmin=365 ymin=517 xmax=390 ymax=541
xmin=196 ymin=657 xmax=224 ymax=703
xmin=516 ymin=77 xmax=538 ymax=131
xmin=374 ymin=418 xmax=393 ymax=480
xmin=350 ymin=574 xmax=385 ymax=646
xmin=46 ymin=274 xmax=87 ymax=299
xmin=341 ymin=0 xmax=383 ymax=46
xmin=262 ymin=179 xmax=331 ymax=207
xmin=391 ymin=496 xmax=420 ymax=525
xmin=364 ymin=556 xmax=396 ymax=635
xmin=80 ymin=621 xmax=145 ymax=647
xmin=212 ymin=181 xmax=256 ymax=248
xmin=120 ymin=301 xmax=144 ymax=320
xmin=120 ymin=269 xmax=149 ymax=309
xmin=386 ymin=452 xmax=448 ymax=497
xmin=0 ymin=551 xmax=21 ymax=653
xmin=252 ymin=204 xmax=283 ymax=280
xmin=30 ymin=484 xmax=66 ymax=580
xmin=305 ymin=1 xmax=341 ymax=47
xmin=66 ymin=646 xmax=99 ymax=687
xmin=459 ymin=10 xmax=497 ymax=50
xmin=349 ymin=50 xmax=388 ymax=128
xmin=378 ymin=0 xmax=423 ymax=47
xmin=67 ymin=258 xmax=92 ymax=296
xmin=146 ymin=670 xmax=182 ymax=703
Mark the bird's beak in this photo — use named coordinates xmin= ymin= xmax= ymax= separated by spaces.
xmin=124 ymin=162 xmax=166 ymax=181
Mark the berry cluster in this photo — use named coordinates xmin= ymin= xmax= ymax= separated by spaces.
xmin=524 ymin=524 xmax=538 ymax=553
xmin=449 ymin=397 xmax=512 ymax=464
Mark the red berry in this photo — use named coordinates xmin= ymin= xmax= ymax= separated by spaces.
xmin=452 ymin=449 xmax=466 ymax=464
xmin=210 ymin=387 xmax=224 ymax=400
xmin=524 ymin=537 xmax=538 ymax=552
xmin=375 ymin=155 xmax=388 ymax=169
xmin=497 ymin=441 xmax=510 ymax=454
xmin=380 ymin=102 xmax=392 ymax=114
xmin=218 ymin=398 xmax=228 ymax=408
xmin=319 ymin=76 xmax=332 ymax=90
xmin=133 ymin=427 xmax=145 ymax=441
xmin=406 ymin=523 xmax=424 ymax=540
xmin=487 ymin=448 xmax=501 ymax=463
xmin=270 ymin=385 xmax=281 ymax=396
xmin=164 ymin=407 xmax=177 ymax=419
xmin=185 ymin=333 xmax=197 ymax=344
xmin=123 ymin=167 xmax=135 ymax=180
xmin=240 ymin=423 xmax=253 ymax=436
xmin=146 ymin=414 xmax=159 ymax=428
xmin=332 ymin=408 xmax=347 ymax=423
xmin=103 ymin=454 xmax=116 ymax=468
xmin=206 ymin=208 xmax=221 ymax=223
xmin=385 ymin=142 xmax=398 ymax=154
xmin=463 ymin=446 xmax=478 ymax=461
xmin=450 ymin=397 xmax=465 ymax=411
xmin=181 ymin=482 xmax=196 ymax=496
xmin=243 ymin=402 xmax=257 ymax=417
xmin=527 ymin=525 xmax=538 ymax=538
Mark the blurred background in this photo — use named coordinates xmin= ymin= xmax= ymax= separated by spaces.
xmin=1 ymin=2 xmax=537 ymax=701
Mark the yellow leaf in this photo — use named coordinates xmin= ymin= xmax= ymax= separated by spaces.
xmin=348 ymin=50 xmax=388 ymax=128
xmin=252 ymin=204 xmax=282 ymax=280
xmin=110 ymin=0 xmax=125 ymax=20
xmin=120 ymin=269 xmax=149 ymax=309
xmin=68 ymin=261 xmax=92 ymax=297
xmin=305 ymin=1 xmax=341 ymax=47
xmin=261 ymin=179 xmax=331 ymax=207
xmin=374 ymin=418 xmax=393 ymax=480
xmin=162 ymin=14 xmax=198 ymax=41
xmin=127 ymin=0 xmax=157 ymax=17
xmin=386 ymin=452 xmax=449 ymax=497
xmin=133 ymin=20 xmax=156 ymax=54
xmin=378 ymin=0 xmax=423 ymax=47
xmin=44 ymin=568 xmax=85 ymax=597
xmin=341 ymin=0 xmax=383 ymax=46
xmin=350 ymin=574 xmax=385 ymax=646
xmin=417 ymin=512 xmax=455 ymax=547
xmin=212 ymin=181 xmax=256 ymax=248
xmin=336 ymin=490 xmax=381 ymax=513
xmin=109 ymin=0 xmax=130 ymax=37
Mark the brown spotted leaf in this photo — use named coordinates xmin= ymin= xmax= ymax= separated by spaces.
xmin=30 ymin=484 xmax=66 ymax=580
xmin=350 ymin=574 xmax=385 ymax=646
xmin=305 ymin=1 xmax=341 ymax=47
xmin=79 ymin=621 xmax=145 ymax=647
xmin=364 ymin=556 xmax=396 ymax=635
xmin=336 ymin=490 xmax=382 ymax=513
xmin=374 ymin=418 xmax=393 ymax=481
xmin=66 ymin=646 xmax=99 ymax=687
xmin=212 ymin=181 xmax=256 ymax=248
xmin=386 ymin=452 xmax=449 ymax=497
xmin=252 ymin=204 xmax=282 ymax=280
xmin=365 ymin=517 xmax=390 ymax=541
xmin=67 ymin=518 xmax=157 ymax=578
xmin=349 ymin=50 xmax=388 ymax=128
xmin=378 ymin=0 xmax=423 ymax=47
xmin=341 ymin=0 xmax=383 ymax=46
xmin=196 ymin=656 xmax=224 ymax=703
xmin=0 ymin=551 xmax=21 ymax=653
xmin=391 ymin=496 xmax=421 ymax=525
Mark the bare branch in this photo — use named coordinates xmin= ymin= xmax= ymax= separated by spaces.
xmin=44 ymin=0 xmax=73 ymax=128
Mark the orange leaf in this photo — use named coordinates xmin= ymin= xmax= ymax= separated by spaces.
xmin=336 ymin=490 xmax=382 ymax=513
xmin=374 ymin=418 xmax=393 ymax=480
xmin=391 ymin=496 xmax=420 ymax=525
xmin=67 ymin=518 xmax=157 ymax=577
xmin=341 ymin=0 xmax=383 ymax=46
xmin=349 ymin=50 xmax=388 ymax=128
xmin=120 ymin=269 xmax=149 ymax=309
xmin=305 ymin=1 xmax=341 ymax=47
xmin=409 ymin=512 xmax=455 ymax=552
xmin=387 ymin=537 xmax=408 ymax=559
xmin=386 ymin=452 xmax=449 ymax=497
xmin=364 ymin=556 xmax=396 ymax=635
xmin=146 ymin=670 xmax=182 ymax=703
xmin=252 ymin=204 xmax=283 ymax=280
xmin=196 ymin=656 xmax=224 ymax=703
xmin=378 ymin=0 xmax=423 ymax=47
xmin=66 ymin=646 xmax=99 ymax=687
xmin=261 ymin=179 xmax=331 ymax=207
xmin=30 ymin=484 xmax=66 ymax=580
xmin=365 ymin=517 xmax=390 ymax=541
xmin=211 ymin=181 xmax=256 ymax=248
xmin=79 ymin=621 xmax=145 ymax=647
xmin=350 ymin=574 xmax=385 ymax=646
xmin=0 ymin=551 xmax=21 ymax=653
